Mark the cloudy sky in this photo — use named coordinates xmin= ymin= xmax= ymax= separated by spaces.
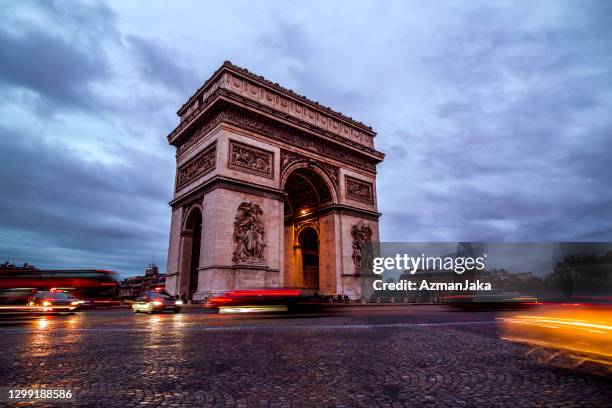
xmin=1 ymin=0 xmax=611 ymax=277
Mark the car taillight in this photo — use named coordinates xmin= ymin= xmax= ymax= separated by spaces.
xmin=211 ymin=296 xmax=233 ymax=304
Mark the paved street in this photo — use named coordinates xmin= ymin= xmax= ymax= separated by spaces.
xmin=0 ymin=305 xmax=610 ymax=407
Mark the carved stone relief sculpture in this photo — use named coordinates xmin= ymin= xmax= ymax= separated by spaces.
xmin=351 ymin=221 xmax=373 ymax=273
xmin=232 ymin=202 xmax=266 ymax=263
xmin=228 ymin=140 xmax=273 ymax=178
xmin=176 ymin=143 xmax=216 ymax=190
xmin=345 ymin=175 xmax=374 ymax=204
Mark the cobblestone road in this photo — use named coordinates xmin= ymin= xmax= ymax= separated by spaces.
xmin=0 ymin=306 xmax=610 ymax=407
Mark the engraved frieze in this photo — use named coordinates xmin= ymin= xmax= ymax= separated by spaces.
xmin=175 ymin=105 xmax=378 ymax=172
xmin=345 ymin=175 xmax=374 ymax=204
xmin=176 ymin=109 xmax=222 ymax=156
xmin=217 ymin=68 xmax=375 ymax=148
xmin=228 ymin=140 xmax=274 ymax=178
xmin=222 ymin=108 xmax=377 ymax=172
xmin=176 ymin=143 xmax=216 ymax=190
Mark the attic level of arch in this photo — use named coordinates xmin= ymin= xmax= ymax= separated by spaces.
xmin=169 ymin=100 xmax=383 ymax=175
xmin=168 ymin=62 xmax=381 ymax=152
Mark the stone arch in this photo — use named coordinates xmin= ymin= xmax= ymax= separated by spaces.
xmin=281 ymin=161 xmax=339 ymax=206
xmin=293 ymin=219 xmax=320 ymax=246
xmin=282 ymin=166 xmax=337 ymax=294
xmin=296 ymin=226 xmax=320 ymax=290
xmin=182 ymin=204 xmax=203 ymax=232
xmin=179 ymin=204 xmax=203 ymax=301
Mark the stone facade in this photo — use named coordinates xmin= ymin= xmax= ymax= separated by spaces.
xmin=165 ymin=61 xmax=384 ymax=301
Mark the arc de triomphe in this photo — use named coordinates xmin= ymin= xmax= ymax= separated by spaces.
xmin=165 ymin=62 xmax=384 ymax=301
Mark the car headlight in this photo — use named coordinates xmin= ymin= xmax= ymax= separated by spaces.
xmin=175 ymin=300 xmax=183 ymax=305
xmin=152 ymin=301 xmax=163 ymax=306
xmin=71 ymin=301 xmax=79 ymax=305
xmin=42 ymin=301 xmax=51 ymax=307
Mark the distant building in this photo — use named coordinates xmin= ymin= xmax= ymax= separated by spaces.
xmin=0 ymin=261 xmax=37 ymax=271
xmin=119 ymin=264 xmax=166 ymax=300
xmin=550 ymin=251 xmax=612 ymax=299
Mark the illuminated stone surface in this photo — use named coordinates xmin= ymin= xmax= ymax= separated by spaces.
xmin=165 ymin=62 xmax=385 ymax=301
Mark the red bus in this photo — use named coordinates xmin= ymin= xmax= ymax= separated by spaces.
xmin=0 ymin=268 xmax=119 ymax=306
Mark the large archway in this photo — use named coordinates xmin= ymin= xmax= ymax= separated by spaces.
xmin=299 ymin=227 xmax=319 ymax=290
xmin=283 ymin=166 xmax=335 ymax=217
xmin=180 ymin=207 xmax=202 ymax=301
xmin=282 ymin=166 xmax=335 ymax=293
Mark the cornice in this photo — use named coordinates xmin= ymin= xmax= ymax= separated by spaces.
xmin=284 ymin=203 xmax=382 ymax=222
xmin=169 ymin=175 xmax=286 ymax=208
xmin=178 ymin=61 xmax=374 ymax=133
xmin=169 ymin=175 xmax=382 ymax=221
xmin=169 ymin=90 xmax=384 ymax=160
xmin=171 ymin=61 xmax=381 ymax=152
xmin=171 ymin=101 xmax=383 ymax=173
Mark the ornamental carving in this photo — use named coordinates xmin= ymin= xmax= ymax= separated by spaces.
xmin=176 ymin=143 xmax=216 ymax=190
xmin=232 ymin=202 xmax=265 ymax=263
xmin=228 ymin=140 xmax=274 ymax=178
xmin=175 ymin=105 xmax=378 ymax=172
xmin=174 ymin=64 xmax=376 ymax=148
xmin=220 ymin=67 xmax=374 ymax=147
xmin=280 ymin=149 xmax=305 ymax=172
xmin=295 ymin=218 xmax=319 ymax=235
xmin=280 ymin=149 xmax=339 ymax=188
xmin=351 ymin=221 xmax=373 ymax=272
xmin=345 ymin=175 xmax=374 ymax=204
xmin=319 ymin=162 xmax=339 ymax=187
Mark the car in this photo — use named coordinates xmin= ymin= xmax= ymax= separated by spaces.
xmin=205 ymin=289 xmax=327 ymax=313
xmin=444 ymin=291 xmax=538 ymax=310
xmin=131 ymin=291 xmax=182 ymax=314
xmin=27 ymin=289 xmax=80 ymax=313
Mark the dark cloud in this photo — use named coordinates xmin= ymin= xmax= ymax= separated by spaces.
xmin=254 ymin=19 xmax=376 ymax=123
xmin=0 ymin=0 xmax=122 ymax=115
xmin=0 ymin=125 xmax=174 ymax=273
xmin=126 ymin=35 xmax=199 ymax=94
xmin=36 ymin=0 xmax=120 ymax=41
xmin=0 ymin=27 xmax=111 ymax=112
xmin=370 ymin=1 xmax=612 ymax=244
